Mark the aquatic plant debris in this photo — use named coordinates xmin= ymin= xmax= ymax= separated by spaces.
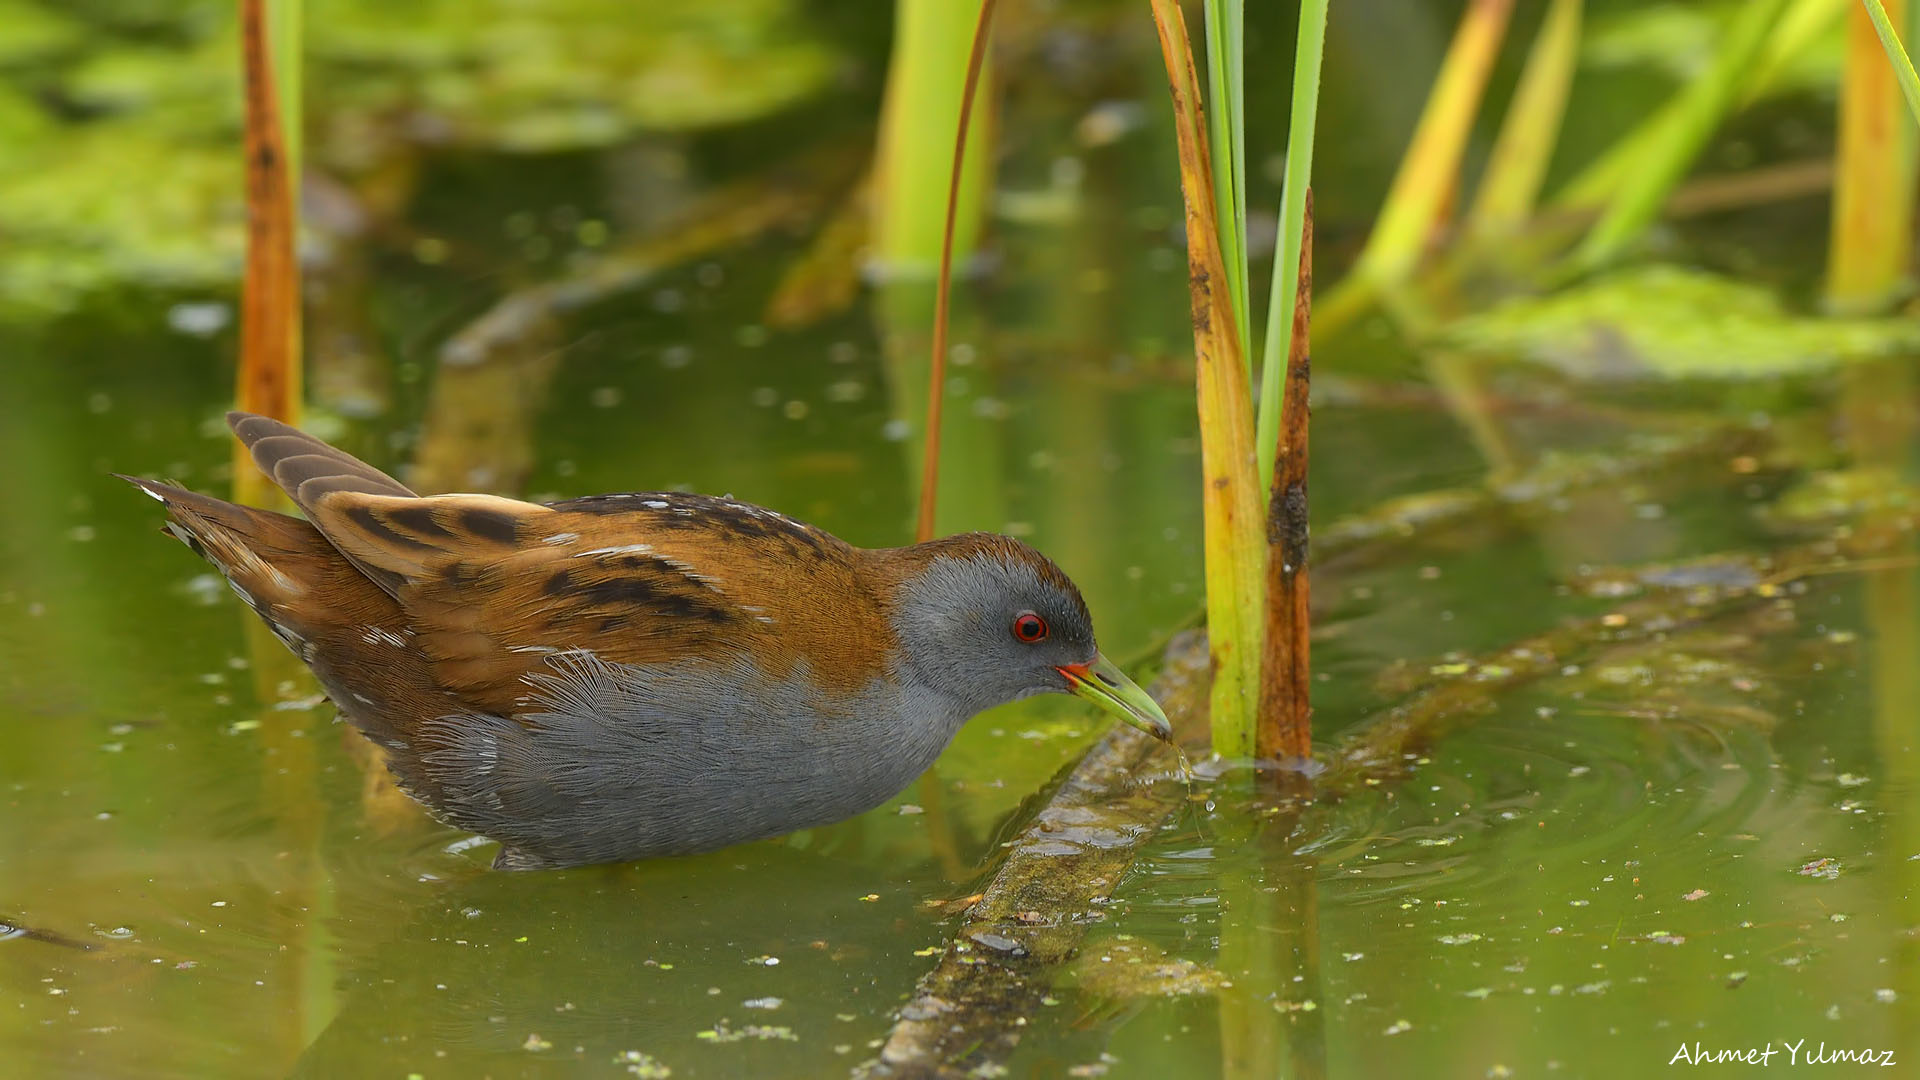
xmin=1447 ymin=265 xmax=1920 ymax=379
xmin=695 ymin=1022 xmax=798 ymax=1043
xmin=0 ymin=0 xmax=838 ymax=310
xmin=862 ymin=410 xmax=1918 ymax=1075
xmin=856 ymin=634 xmax=1206 ymax=1078
xmin=615 ymin=1050 xmax=673 ymax=1079
xmin=1068 ymin=937 xmax=1225 ymax=1000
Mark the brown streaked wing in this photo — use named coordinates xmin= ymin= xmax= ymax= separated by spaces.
xmin=228 ymin=411 xmax=418 ymax=512
xmin=301 ymin=490 xmax=552 ymax=599
xmin=538 ymin=498 xmax=895 ymax=696
xmin=398 ymin=541 xmax=771 ymax=716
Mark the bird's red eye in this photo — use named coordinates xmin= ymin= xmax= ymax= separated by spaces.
xmin=1012 ymin=612 xmax=1049 ymax=643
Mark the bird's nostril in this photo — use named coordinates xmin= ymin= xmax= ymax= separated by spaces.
xmin=1096 ymin=673 xmax=1118 ymax=687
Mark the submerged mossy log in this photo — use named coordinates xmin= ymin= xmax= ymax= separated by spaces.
xmin=856 ymin=415 xmax=1920 ymax=1077
xmin=1315 ymin=424 xmax=1768 ymax=571
xmin=856 ymin=634 xmax=1208 ymax=1079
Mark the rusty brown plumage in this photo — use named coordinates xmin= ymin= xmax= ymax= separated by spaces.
xmin=150 ymin=413 xmax=916 ymax=726
xmin=124 ymin=412 xmax=1161 ymax=869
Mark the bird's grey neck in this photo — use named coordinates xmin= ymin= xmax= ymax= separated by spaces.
xmin=888 ymin=559 xmax=1015 ymax=717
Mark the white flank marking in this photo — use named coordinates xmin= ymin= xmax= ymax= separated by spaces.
xmin=263 ymin=564 xmax=304 ymax=596
xmin=577 ymin=544 xmax=655 ymax=557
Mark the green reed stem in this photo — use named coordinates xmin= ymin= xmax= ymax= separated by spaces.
xmin=1553 ymin=0 xmax=1842 ymax=214
xmin=916 ymin=0 xmax=998 ymax=543
xmin=1465 ymin=0 xmax=1581 ymax=242
xmin=1573 ymin=0 xmax=1793 ymax=268
xmin=1254 ymin=0 xmax=1327 ymax=490
xmin=1863 ymin=0 xmax=1920 ymax=125
xmin=1204 ymin=0 xmax=1251 ymax=371
xmin=874 ymin=0 xmax=992 ymax=277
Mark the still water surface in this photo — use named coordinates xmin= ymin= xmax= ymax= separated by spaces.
xmin=2 ymin=2 xmax=1918 ymax=1077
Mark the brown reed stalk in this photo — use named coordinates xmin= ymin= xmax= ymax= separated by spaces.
xmin=916 ymin=0 xmax=999 ymax=543
xmin=234 ymin=0 xmax=301 ymax=507
xmin=1257 ymin=192 xmax=1313 ymax=760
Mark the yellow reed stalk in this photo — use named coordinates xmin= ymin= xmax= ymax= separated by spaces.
xmin=1465 ymin=0 xmax=1581 ymax=241
xmin=1149 ymin=0 xmax=1265 ymax=753
xmin=1831 ymin=0 xmax=1919 ymax=312
xmin=1318 ymin=0 xmax=1515 ymax=333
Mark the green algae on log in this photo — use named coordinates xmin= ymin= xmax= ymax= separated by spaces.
xmin=1324 ymin=524 xmax=1913 ymax=793
xmin=849 ymin=409 xmax=1920 ymax=1076
xmin=854 ymin=633 xmax=1207 ymax=1079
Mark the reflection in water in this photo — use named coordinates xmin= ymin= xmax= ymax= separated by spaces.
xmin=1080 ymin=560 xmax=1909 ymax=1076
xmin=1841 ymin=359 xmax=1920 ymax=1062
xmin=294 ymin=848 xmax=925 ymax=1078
xmin=5 ymin=2 xmax=1920 ymax=1075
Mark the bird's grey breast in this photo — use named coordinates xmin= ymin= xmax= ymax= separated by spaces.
xmin=413 ymin=649 xmax=971 ymax=867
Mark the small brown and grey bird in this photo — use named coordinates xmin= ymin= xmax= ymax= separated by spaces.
xmin=123 ymin=413 xmax=1171 ymax=870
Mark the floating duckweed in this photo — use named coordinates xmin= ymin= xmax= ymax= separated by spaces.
xmin=824 ymin=380 xmax=867 ymax=403
xmin=695 ymin=1022 xmax=797 ymax=1043
xmin=1449 ymin=266 xmax=1920 ymax=379
xmin=615 ymin=1050 xmax=672 ymax=1078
